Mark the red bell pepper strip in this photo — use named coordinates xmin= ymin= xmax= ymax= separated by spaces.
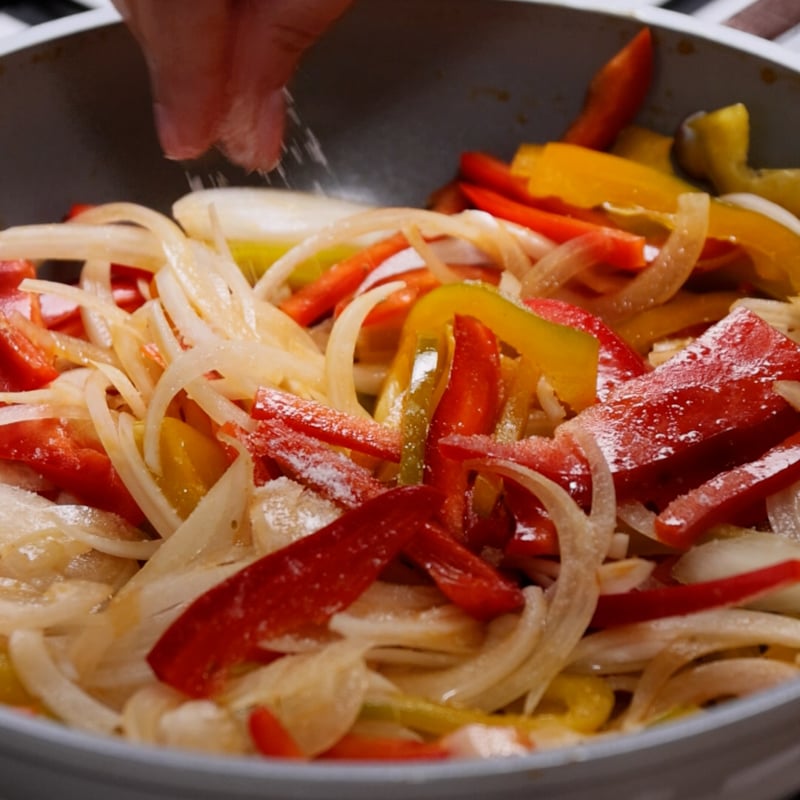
xmin=459 ymin=151 xmax=536 ymax=205
xmin=655 ymin=429 xmax=800 ymax=548
xmin=235 ymin=418 xmax=527 ymax=622
xmin=424 ymin=315 xmax=503 ymax=533
xmin=248 ymin=706 xmax=305 ymax=759
xmin=404 ymin=521 xmax=524 ymax=620
xmin=0 ymin=313 xmax=58 ymax=392
xmin=279 ymin=232 xmax=409 ymax=327
xmin=459 ymin=182 xmax=647 ymax=271
xmin=0 ymin=419 xmax=143 ymax=525
xmin=240 ymin=418 xmax=384 ymax=507
xmin=459 ymin=151 xmax=619 ymax=225
xmin=343 ymin=263 xmax=501 ymax=340
xmin=356 ymin=268 xmax=441 ymax=329
xmin=427 ymin=180 xmax=469 ymax=215
xmin=0 ymin=260 xmax=42 ymax=325
xmin=439 ymin=307 xmax=800 ymax=508
xmin=524 ymin=297 xmax=648 ymax=400
xmin=251 ymin=386 xmax=402 ymax=462
xmin=39 ymin=277 xmax=147 ymax=337
xmin=320 ymin=732 xmax=449 ymax=761
xmin=561 ymin=28 xmax=654 ymax=151
xmin=147 ymin=484 xmax=443 ymax=697
xmin=591 ymin=559 xmax=800 ymax=628
xmin=63 ymin=203 xmax=95 ymax=220
xmin=504 ymin=494 xmax=560 ymax=558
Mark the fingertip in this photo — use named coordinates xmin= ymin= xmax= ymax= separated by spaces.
xmin=153 ymin=102 xmax=216 ymax=162
xmin=216 ymin=89 xmax=286 ymax=173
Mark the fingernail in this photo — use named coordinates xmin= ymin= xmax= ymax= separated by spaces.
xmin=154 ymin=101 xmax=209 ymax=162
xmin=217 ymin=89 xmax=286 ymax=173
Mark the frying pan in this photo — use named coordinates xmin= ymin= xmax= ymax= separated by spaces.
xmin=1 ymin=2 xmax=800 ymax=798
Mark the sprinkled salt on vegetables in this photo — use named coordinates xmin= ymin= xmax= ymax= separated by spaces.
xmin=2 ymin=28 xmax=800 ymax=761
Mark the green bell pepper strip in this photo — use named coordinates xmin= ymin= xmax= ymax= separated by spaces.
xmin=398 ymin=333 xmax=444 ymax=486
xmin=512 ymin=141 xmax=800 ymax=296
xmin=376 ymin=283 xmax=599 ymax=425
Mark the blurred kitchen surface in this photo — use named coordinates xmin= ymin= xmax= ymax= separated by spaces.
xmin=0 ymin=0 xmax=798 ymax=50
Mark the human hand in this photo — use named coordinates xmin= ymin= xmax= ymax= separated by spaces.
xmin=112 ymin=0 xmax=355 ymax=172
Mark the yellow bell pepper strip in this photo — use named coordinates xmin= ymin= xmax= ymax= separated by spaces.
xmin=404 ymin=521 xmax=524 ymax=620
xmin=611 ymin=125 xmax=676 ymax=173
xmin=561 ymin=28 xmax=654 ymax=152
xmin=591 ymin=560 xmax=800 ymax=629
xmin=512 ymin=141 xmax=800 ymax=296
xmin=278 ymin=232 xmax=409 ymax=326
xmin=524 ymin=297 xmax=649 ymax=401
xmin=459 ymin=183 xmax=648 ymax=271
xmin=399 ymin=334 xmax=444 ymax=486
xmin=251 ymin=386 xmax=402 ymax=463
xmin=248 ymin=706 xmax=304 ymax=759
xmin=154 ymin=417 xmax=229 ymax=518
xmin=147 ymin=484 xmax=444 ymax=697
xmin=361 ymin=674 xmax=614 ymax=736
xmin=381 ymin=283 xmax=599 ymax=420
xmin=424 ymin=315 xmax=503 ymax=533
xmin=439 ymin=307 xmax=800 ymax=509
xmin=458 ymin=150 xmax=613 ymax=224
xmin=655 ymin=429 xmax=800 ymax=549
xmin=674 ymin=103 xmax=800 ymax=217
xmin=614 ymin=290 xmax=744 ymax=355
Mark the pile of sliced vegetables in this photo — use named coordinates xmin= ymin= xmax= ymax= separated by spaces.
xmin=1 ymin=26 xmax=800 ymax=762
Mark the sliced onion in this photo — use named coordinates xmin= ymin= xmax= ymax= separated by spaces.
xmin=392 ymin=586 xmax=546 ymax=711
xmin=721 ymin=192 xmax=800 ymax=236
xmin=672 ymin=532 xmax=800 ymax=613
xmin=325 ymin=281 xmax=402 ymax=417
xmin=0 ymin=223 xmax=163 ymax=271
xmin=224 ymin=639 xmax=371 ymax=757
xmin=651 ymin=657 xmax=799 ymax=717
xmin=173 ymin=187 xmax=374 ymax=243
xmin=9 ymin=629 xmax=121 ymax=734
xmin=586 ymin=192 xmax=710 ymax=322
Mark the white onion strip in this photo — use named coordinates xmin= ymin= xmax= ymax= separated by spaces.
xmin=325 ymin=281 xmax=403 ymax=417
xmin=586 ymin=192 xmax=710 ymax=321
xmin=253 ymin=208 xmax=534 ymax=300
xmin=0 ymin=223 xmax=163 ymax=271
xmin=9 ymin=628 xmax=121 ymax=734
